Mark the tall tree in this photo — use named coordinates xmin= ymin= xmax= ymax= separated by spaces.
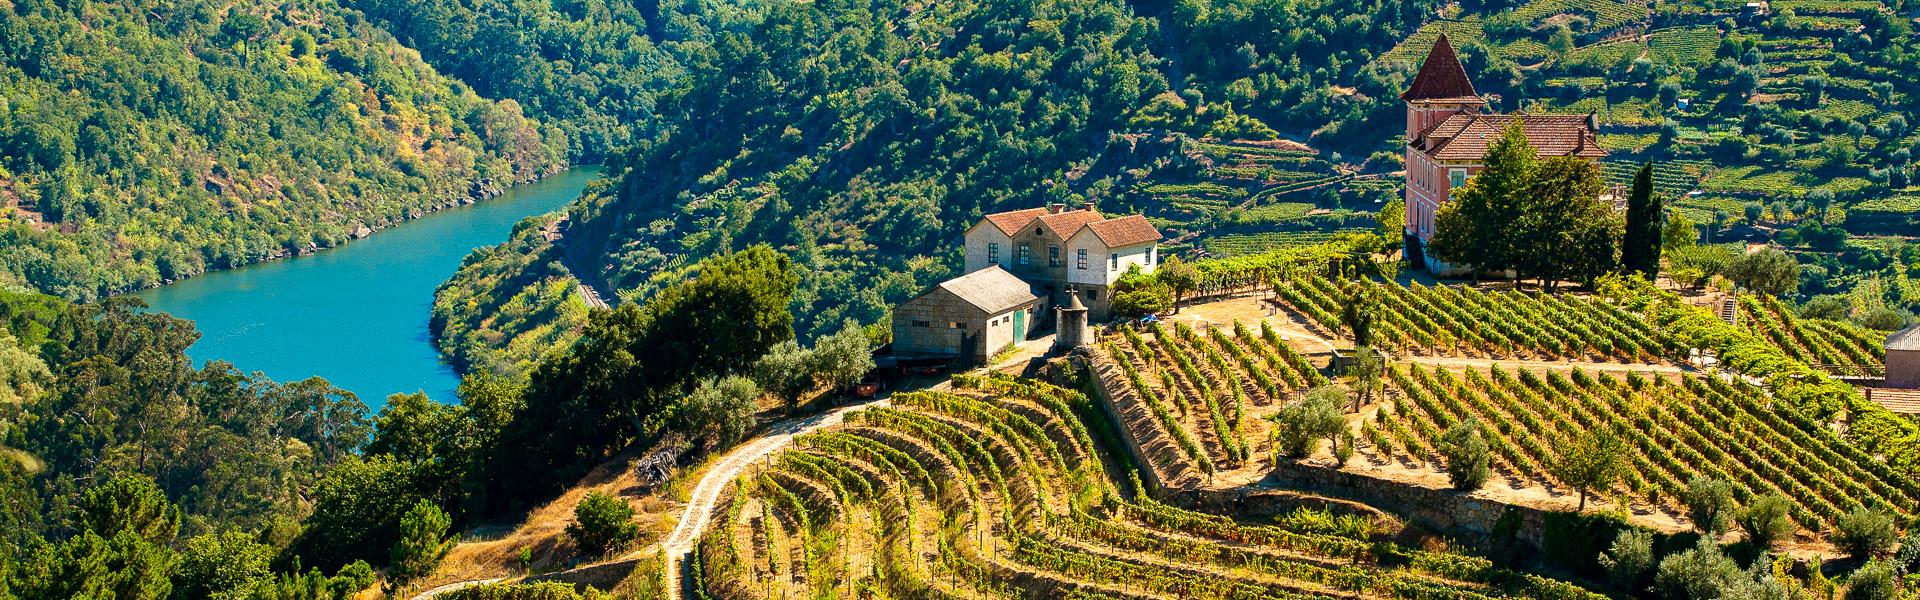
xmin=1621 ymin=162 xmax=1663 ymax=276
xmin=1431 ymin=123 xmax=1536 ymax=279
xmin=1512 ymin=157 xmax=1620 ymax=290
xmin=1552 ymin=428 xmax=1625 ymax=511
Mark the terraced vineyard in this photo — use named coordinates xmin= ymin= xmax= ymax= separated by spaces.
xmin=692 ymin=374 xmax=1606 ymax=599
xmin=1370 ymin=364 xmax=1920 ymax=531
xmin=1736 ymin=295 xmax=1886 ymax=375
xmin=1273 ymin=276 xmax=1676 ymax=361
xmin=1100 ymin=321 xmax=1328 ymax=476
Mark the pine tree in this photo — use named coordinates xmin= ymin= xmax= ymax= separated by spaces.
xmin=1621 ymin=162 xmax=1662 ymax=276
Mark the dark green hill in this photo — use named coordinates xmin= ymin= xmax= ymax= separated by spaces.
xmin=0 ymin=0 xmax=566 ymax=298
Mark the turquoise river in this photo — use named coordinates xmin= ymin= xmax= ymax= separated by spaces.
xmin=136 ymin=168 xmax=601 ymax=408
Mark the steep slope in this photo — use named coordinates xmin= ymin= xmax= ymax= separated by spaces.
xmin=0 ymin=0 xmax=565 ymax=298
xmin=559 ymin=0 xmax=1439 ymax=340
xmin=346 ymin=0 xmax=761 ymax=162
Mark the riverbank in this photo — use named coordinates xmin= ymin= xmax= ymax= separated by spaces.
xmin=134 ymin=168 xmax=601 ymax=408
xmin=125 ymin=168 xmax=568 ymax=294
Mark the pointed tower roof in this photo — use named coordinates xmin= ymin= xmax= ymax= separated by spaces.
xmin=1400 ymin=33 xmax=1481 ymax=102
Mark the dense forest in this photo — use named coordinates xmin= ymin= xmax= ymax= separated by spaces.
xmin=347 ymin=0 xmax=761 ymax=162
xmin=0 ymin=0 xmax=566 ymax=299
xmin=555 ymin=0 xmax=1444 ymax=342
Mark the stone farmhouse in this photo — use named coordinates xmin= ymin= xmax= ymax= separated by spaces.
xmin=1400 ymin=33 xmax=1608 ymax=274
xmin=1889 ymin=323 xmax=1920 ymax=389
xmin=891 ymin=204 xmax=1162 ymax=362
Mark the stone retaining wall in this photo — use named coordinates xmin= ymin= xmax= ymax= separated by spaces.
xmin=1181 ymin=459 xmax=1557 ymax=550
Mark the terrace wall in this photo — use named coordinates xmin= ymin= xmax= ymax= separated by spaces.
xmin=1179 ymin=461 xmax=1559 ymax=549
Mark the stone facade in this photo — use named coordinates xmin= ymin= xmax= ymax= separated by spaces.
xmin=1888 ymin=324 xmax=1920 ymax=388
xmin=891 ymin=268 xmax=1038 ymax=363
xmin=962 ymin=205 xmax=1161 ymax=324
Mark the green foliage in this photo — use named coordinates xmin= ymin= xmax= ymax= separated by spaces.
xmin=1652 ymin=540 xmax=1750 ymax=600
xmin=348 ymin=0 xmax=729 ymax=161
xmin=751 ymin=340 xmax=816 ymax=409
xmin=77 ymin=476 xmax=182 ymax=545
xmin=1439 ymin=418 xmax=1492 ymax=491
xmin=1843 ymin=560 xmax=1902 ymax=600
xmin=1598 ymin=528 xmax=1655 ymax=592
xmin=0 ymin=0 xmax=565 ymax=299
xmin=173 ymin=531 xmax=273 ymax=600
xmin=1736 ymin=493 xmax=1797 ymax=549
xmin=431 ymin=214 xmax=596 ymax=381
xmin=1273 ymin=385 xmax=1348 ymax=458
xmin=1681 ymin=476 xmax=1736 ymax=534
xmin=810 ymin=319 xmax=876 ymax=395
xmin=1 ymin=295 xmax=371 ymax=548
xmin=1725 ymin=248 xmax=1804 ymax=296
xmin=1623 ymin=162 xmax=1663 ymax=276
xmin=1432 ymin=125 xmax=1622 ymax=287
xmin=1111 ymin=267 xmax=1174 ymax=319
xmin=486 ymin=245 xmax=795 ymax=508
xmin=1835 ymin=507 xmax=1900 ymax=558
xmin=287 ymin=455 xmax=427 ymax=572
xmin=681 ymin=376 xmax=761 ymax=449
xmin=566 ymin=492 xmax=639 ymax=558
xmin=441 ymin=581 xmax=612 ymax=600
xmin=1551 ymin=428 xmax=1626 ymax=511
xmin=388 ymin=500 xmax=457 ymax=590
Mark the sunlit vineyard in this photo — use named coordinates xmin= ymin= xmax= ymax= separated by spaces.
xmin=1369 ymin=363 xmax=1919 ymax=531
xmin=693 ymin=374 xmax=1605 ymax=599
xmin=1737 ymin=295 xmax=1886 ymax=375
xmin=1272 ymin=276 xmax=1676 ymax=361
xmin=1099 ymin=321 xmax=1327 ymax=477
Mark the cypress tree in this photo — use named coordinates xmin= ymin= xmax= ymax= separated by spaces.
xmin=1621 ymin=162 xmax=1662 ymax=276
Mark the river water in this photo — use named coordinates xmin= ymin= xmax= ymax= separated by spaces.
xmin=135 ymin=168 xmax=600 ymax=408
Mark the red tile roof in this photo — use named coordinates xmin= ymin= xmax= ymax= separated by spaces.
xmin=1084 ymin=215 xmax=1163 ymax=247
xmin=1401 ymin=34 xmax=1481 ymax=102
xmin=980 ymin=207 xmax=1050 ymax=236
xmin=1036 ymin=209 xmax=1107 ymax=239
xmin=1416 ymin=113 xmax=1607 ymax=161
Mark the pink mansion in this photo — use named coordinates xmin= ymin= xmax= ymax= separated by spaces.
xmin=1401 ymin=34 xmax=1608 ymax=273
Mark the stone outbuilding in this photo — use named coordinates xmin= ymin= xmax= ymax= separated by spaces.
xmin=891 ymin=266 xmax=1039 ymax=363
xmin=1887 ymin=324 xmax=1920 ymax=389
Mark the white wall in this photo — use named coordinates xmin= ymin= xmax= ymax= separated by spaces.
xmin=1066 ymin=231 xmax=1156 ymax=287
xmin=963 ymin=225 xmax=1014 ymax=274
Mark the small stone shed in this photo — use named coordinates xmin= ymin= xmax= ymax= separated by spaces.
xmin=891 ymin=266 xmax=1039 ymax=363
xmin=1888 ymin=324 xmax=1920 ymax=389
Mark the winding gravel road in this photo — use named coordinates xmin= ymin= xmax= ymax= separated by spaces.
xmin=659 ymin=398 xmax=887 ymax=599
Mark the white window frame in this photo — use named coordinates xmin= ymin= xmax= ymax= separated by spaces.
xmin=1018 ymin=244 xmax=1030 ymax=266
xmin=1076 ymin=248 xmax=1088 ymax=269
xmin=988 ymin=242 xmax=999 ymax=264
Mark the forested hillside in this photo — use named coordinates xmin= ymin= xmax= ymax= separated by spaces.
xmin=557 ymin=0 xmax=1441 ymax=341
xmin=0 ymin=0 xmax=566 ymax=299
xmin=347 ymin=0 xmax=759 ymax=162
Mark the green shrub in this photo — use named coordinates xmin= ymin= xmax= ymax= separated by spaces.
xmin=1598 ymin=528 xmax=1655 ymax=592
xmin=441 ymin=582 xmax=611 ymax=600
xmin=1654 ymin=540 xmax=1748 ymax=599
xmin=389 ymin=500 xmax=458 ymax=589
xmin=1842 ymin=560 xmax=1901 ymax=600
xmin=1438 ymin=418 xmax=1491 ymax=491
xmin=1735 ymin=493 xmax=1796 ymax=549
xmin=1681 ymin=476 xmax=1735 ymax=534
xmin=567 ymin=492 xmax=640 ymax=557
xmin=1835 ymin=508 xmax=1900 ymax=558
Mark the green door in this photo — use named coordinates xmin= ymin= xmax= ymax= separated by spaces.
xmin=1012 ymin=309 xmax=1027 ymax=341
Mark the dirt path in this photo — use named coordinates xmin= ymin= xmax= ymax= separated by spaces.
xmin=659 ymin=397 xmax=890 ymax=600
xmin=413 ymin=577 xmax=506 ymax=599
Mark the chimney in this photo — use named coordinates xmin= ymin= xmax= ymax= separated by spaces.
xmin=1587 ymin=112 xmax=1601 ymax=131
xmin=1047 ymin=202 xmax=1065 ymax=214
